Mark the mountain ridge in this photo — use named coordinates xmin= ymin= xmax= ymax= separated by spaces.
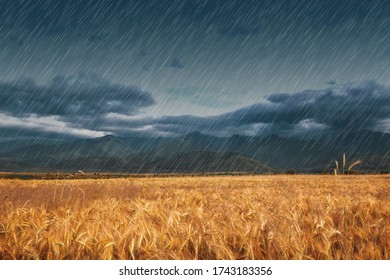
xmin=1 ymin=130 xmax=389 ymax=173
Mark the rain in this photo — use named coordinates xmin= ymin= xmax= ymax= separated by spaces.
xmin=0 ymin=0 xmax=389 ymax=173
xmin=1 ymin=1 xmax=390 ymax=268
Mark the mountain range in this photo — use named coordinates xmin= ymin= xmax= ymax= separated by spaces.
xmin=0 ymin=130 xmax=389 ymax=173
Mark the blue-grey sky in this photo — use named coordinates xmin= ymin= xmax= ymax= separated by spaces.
xmin=0 ymin=0 xmax=389 ymax=139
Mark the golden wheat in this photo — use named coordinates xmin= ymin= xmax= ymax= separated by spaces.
xmin=0 ymin=175 xmax=389 ymax=259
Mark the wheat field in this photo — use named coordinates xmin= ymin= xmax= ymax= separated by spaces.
xmin=0 ymin=175 xmax=389 ymax=260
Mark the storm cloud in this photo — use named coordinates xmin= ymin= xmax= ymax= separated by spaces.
xmin=0 ymin=72 xmax=156 ymax=118
xmin=1 ymin=75 xmax=389 ymax=139
xmin=165 ymin=59 xmax=185 ymax=69
xmin=222 ymin=81 xmax=389 ymax=131
xmin=102 ymin=81 xmax=390 ymax=138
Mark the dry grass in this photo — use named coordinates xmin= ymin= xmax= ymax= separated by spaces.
xmin=0 ymin=175 xmax=389 ymax=260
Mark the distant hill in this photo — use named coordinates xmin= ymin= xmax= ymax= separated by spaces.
xmin=0 ymin=130 xmax=389 ymax=173
xmin=34 ymin=151 xmax=276 ymax=173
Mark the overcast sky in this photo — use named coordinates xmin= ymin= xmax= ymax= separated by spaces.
xmin=0 ymin=0 xmax=389 ymax=140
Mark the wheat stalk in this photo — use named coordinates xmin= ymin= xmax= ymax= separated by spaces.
xmin=348 ymin=160 xmax=362 ymax=173
xmin=342 ymin=153 xmax=346 ymax=174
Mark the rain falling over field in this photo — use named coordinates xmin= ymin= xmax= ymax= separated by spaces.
xmin=0 ymin=0 xmax=389 ymax=260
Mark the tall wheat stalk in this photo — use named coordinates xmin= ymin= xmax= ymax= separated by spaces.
xmin=342 ymin=153 xmax=346 ymax=174
xmin=334 ymin=160 xmax=339 ymax=176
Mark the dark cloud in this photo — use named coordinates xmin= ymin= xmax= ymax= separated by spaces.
xmin=1 ymin=1 xmax=388 ymax=141
xmin=139 ymin=50 xmax=149 ymax=57
xmin=88 ymin=33 xmax=110 ymax=42
xmin=1 ymin=75 xmax=389 ymax=139
xmin=165 ymin=59 xmax=185 ymax=69
xmin=103 ymin=81 xmax=390 ymax=138
xmin=216 ymin=19 xmax=262 ymax=37
xmin=142 ymin=65 xmax=152 ymax=71
xmin=0 ymin=72 xmax=156 ymax=118
xmin=219 ymin=81 xmax=389 ymax=133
